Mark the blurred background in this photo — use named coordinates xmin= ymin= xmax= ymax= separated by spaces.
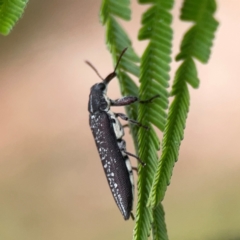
xmin=0 ymin=0 xmax=240 ymax=239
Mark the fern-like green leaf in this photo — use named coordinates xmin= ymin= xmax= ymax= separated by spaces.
xmin=149 ymin=81 xmax=190 ymax=206
xmin=148 ymin=0 xmax=219 ymax=207
xmin=176 ymin=0 xmax=219 ymax=63
xmin=100 ymin=0 xmax=140 ymax=150
xmin=133 ymin=1 xmax=173 ymax=240
xmin=180 ymin=0 xmax=217 ymax=21
xmin=152 ymin=204 xmax=168 ymax=240
xmin=0 ymin=0 xmax=29 ymax=35
xmin=172 ymin=58 xmax=200 ymax=91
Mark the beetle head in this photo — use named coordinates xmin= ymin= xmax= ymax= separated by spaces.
xmin=87 ymin=48 xmax=127 ymax=113
xmin=88 ymin=82 xmax=109 ymax=113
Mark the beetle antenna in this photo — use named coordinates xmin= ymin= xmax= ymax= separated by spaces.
xmin=104 ymin=47 xmax=128 ymax=84
xmin=85 ymin=61 xmax=104 ymax=81
xmin=114 ymin=47 xmax=128 ymax=72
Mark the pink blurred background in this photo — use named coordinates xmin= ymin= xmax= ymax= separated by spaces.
xmin=0 ymin=0 xmax=240 ymax=239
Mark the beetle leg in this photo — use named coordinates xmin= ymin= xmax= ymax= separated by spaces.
xmin=130 ymin=212 xmax=135 ymax=220
xmin=139 ymin=94 xmax=160 ymax=103
xmin=124 ymin=150 xmax=146 ymax=166
xmin=132 ymin=167 xmax=138 ymax=173
xmin=117 ymin=140 xmax=145 ymax=166
xmin=110 ymin=96 xmax=138 ymax=106
xmin=115 ymin=113 xmax=149 ymax=130
xmin=111 ymin=94 xmax=160 ymax=106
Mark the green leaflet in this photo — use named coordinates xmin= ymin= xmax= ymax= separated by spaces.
xmin=176 ymin=0 xmax=219 ymax=63
xmin=148 ymin=82 xmax=190 ymax=206
xmin=148 ymin=0 xmax=219 ymax=208
xmin=134 ymin=1 xmax=173 ymax=240
xmin=0 ymin=0 xmax=29 ymax=35
xmin=152 ymin=203 xmax=169 ymax=240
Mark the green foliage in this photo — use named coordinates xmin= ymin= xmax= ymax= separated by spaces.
xmin=0 ymin=0 xmax=29 ymax=35
xmin=148 ymin=0 xmax=219 ymax=208
xmin=133 ymin=1 xmax=173 ymax=239
xmin=176 ymin=0 xmax=219 ymax=63
xmin=100 ymin=0 xmax=219 ymax=239
xmin=152 ymin=204 xmax=168 ymax=240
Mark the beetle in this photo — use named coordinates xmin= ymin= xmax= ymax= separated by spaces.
xmin=87 ymin=48 xmax=158 ymax=220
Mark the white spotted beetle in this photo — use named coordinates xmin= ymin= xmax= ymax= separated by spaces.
xmin=87 ymin=48 xmax=158 ymax=220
